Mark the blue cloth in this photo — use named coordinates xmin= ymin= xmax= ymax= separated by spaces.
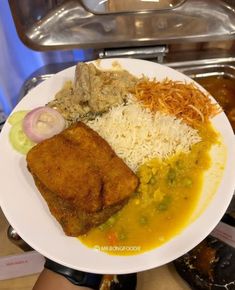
xmin=0 ymin=0 xmax=86 ymax=114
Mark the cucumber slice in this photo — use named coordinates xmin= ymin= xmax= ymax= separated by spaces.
xmin=9 ymin=121 xmax=35 ymax=154
xmin=8 ymin=110 xmax=28 ymax=125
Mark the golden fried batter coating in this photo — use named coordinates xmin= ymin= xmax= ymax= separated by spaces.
xmin=26 ymin=122 xmax=138 ymax=236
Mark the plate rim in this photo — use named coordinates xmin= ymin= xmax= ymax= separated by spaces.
xmin=0 ymin=58 xmax=235 ymax=274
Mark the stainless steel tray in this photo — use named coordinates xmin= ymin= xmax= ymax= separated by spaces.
xmin=174 ymin=62 xmax=235 ymax=80
xmin=8 ymin=0 xmax=235 ymax=50
xmin=181 ymin=64 xmax=235 ymax=80
xmin=19 ymin=57 xmax=235 ymax=98
xmin=167 ymin=55 xmax=234 ymax=76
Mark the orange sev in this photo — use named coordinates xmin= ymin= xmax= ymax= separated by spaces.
xmin=131 ymin=78 xmax=221 ymax=127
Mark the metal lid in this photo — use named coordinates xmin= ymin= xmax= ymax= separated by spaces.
xmin=81 ymin=0 xmax=187 ymax=14
xmin=9 ymin=0 xmax=235 ymax=51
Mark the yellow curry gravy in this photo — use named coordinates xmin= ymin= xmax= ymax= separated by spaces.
xmin=79 ymin=124 xmax=218 ymax=255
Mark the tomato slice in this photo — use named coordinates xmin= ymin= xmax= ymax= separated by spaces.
xmin=9 ymin=121 xmax=35 ymax=154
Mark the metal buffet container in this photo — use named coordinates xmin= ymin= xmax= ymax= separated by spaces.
xmin=8 ymin=0 xmax=235 ymax=100
xmin=7 ymin=0 xmax=235 ymax=289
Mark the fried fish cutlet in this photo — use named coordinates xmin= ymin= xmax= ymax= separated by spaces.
xmin=33 ymin=176 xmax=127 ymax=236
xmin=26 ymin=122 xmax=139 ymax=236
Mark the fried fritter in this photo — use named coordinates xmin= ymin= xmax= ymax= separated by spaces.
xmin=26 ymin=122 xmax=139 ymax=236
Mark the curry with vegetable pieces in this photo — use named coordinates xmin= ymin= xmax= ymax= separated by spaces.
xmin=80 ymin=124 xmax=218 ymax=255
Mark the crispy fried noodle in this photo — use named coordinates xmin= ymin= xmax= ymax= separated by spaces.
xmin=132 ymin=78 xmax=221 ymax=127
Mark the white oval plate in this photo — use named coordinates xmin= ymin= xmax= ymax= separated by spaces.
xmin=0 ymin=58 xmax=235 ymax=274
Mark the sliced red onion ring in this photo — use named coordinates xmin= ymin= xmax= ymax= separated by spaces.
xmin=23 ymin=107 xmax=65 ymax=143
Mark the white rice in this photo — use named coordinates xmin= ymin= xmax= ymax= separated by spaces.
xmin=85 ymin=101 xmax=201 ymax=172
